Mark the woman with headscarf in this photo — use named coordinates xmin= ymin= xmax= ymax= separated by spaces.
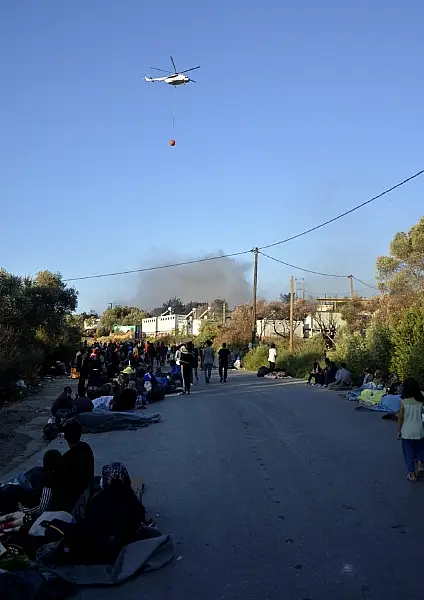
xmin=70 ymin=463 xmax=148 ymax=564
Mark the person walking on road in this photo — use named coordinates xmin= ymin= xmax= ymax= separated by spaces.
xmin=203 ymin=340 xmax=215 ymax=383
xmin=218 ymin=343 xmax=231 ymax=383
xmin=192 ymin=344 xmax=199 ymax=381
xmin=180 ymin=341 xmax=195 ymax=395
xmin=268 ymin=343 xmax=277 ymax=371
xmin=397 ymin=377 xmax=424 ymax=482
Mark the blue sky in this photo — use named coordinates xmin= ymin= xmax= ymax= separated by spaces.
xmin=1 ymin=0 xmax=423 ymax=311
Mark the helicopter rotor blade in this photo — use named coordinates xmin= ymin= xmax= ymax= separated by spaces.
xmin=170 ymin=56 xmax=177 ymax=73
xmin=149 ymin=67 xmax=173 ymax=74
xmin=190 ymin=79 xmax=196 ymax=83
xmin=181 ymin=66 xmax=201 ymax=74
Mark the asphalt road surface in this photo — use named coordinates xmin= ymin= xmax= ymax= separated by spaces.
xmin=57 ymin=372 xmax=423 ymax=600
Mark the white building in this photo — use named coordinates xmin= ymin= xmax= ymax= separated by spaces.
xmin=140 ymin=306 xmax=212 ymax=338
xmin=141 ymin=314 xmax=187 ymax=336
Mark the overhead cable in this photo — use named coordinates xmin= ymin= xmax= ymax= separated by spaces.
xmin=259 ymin=251 xmax=348 ymax=278
xmin=62 ymin=169 xmax=423 ymax=283
xmin=258 ymin=169 xmax=424 ymax=250
xmin=63 ymin=250 xmax=252 ymax=282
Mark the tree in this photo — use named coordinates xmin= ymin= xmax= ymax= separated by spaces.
xmin=197 ymin=320 xmax=220 ymax=343
xmin=312 ymin=309 xmax=339 ymax=349
xmin=260 ymin=299 xmax=311 ymax=339
xmin=214 ymin=303 xmax=252 ymax=352
xmin=391 ymin=305 xmax=424 ymax=384
xmin=152 ymin=297 xmax=186 ymax=316
xmin=340 ymin=297 xmax=372 ymax=334
xmin=376 ymin=216 xmax=424 ymax=295
xmin=210 ymin=299 xmax=226 ymax=320
xmin=0 ymin=269 xmax=79 ymax=387
xmin=97 ymin=306 xmax=146 ymax=336
xmin=279 ymin=293 xmax=291 ymax=304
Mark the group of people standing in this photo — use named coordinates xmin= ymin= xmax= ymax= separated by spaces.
xmin=177 ymin=341 xmax=232 ymax=395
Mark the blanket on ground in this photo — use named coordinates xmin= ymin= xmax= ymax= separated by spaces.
xmin=43 ymin=534 xmax=174 ymax=586
xmin=73 ymin=411 xmax=161 ymax=434
xmin=0 ymin=570 xmax=74 ymax=600
xmin=356 ymin=393 xmax=401 ymax=414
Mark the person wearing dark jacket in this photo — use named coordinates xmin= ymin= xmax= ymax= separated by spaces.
xmin=18 ymin=450 xmax=70 ymax=516
xmin=72 ymin=394 xmax=94 ymax=414
xmin=67 ymin=463 xmax=147 ymax=564
xmin=218 ymin=343 xmax=231 ymax=383
xmin=63 ymin=420 xmax=94 ymax=508
xmin=51 ymin=387 xmax=73 ymax=423
xmin=180 ymin=342 xmax=195 ymax=395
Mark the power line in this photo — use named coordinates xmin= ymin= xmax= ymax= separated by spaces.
xmin=259 ymin=251 xmax=348 ymax=278
xmin=63 ymin=250 xmax=252 ymax=282
xmin=62 ymin=168 xmax=423 ymax=283
xmin=260 ymin=251 xmax=380 ymax=292
xmin=258 ymin=169 xmax=424 ymax=251
xmin=352 ymin=276 xmax=379 ymax=291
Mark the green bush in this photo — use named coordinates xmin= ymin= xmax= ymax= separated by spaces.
xmin=243 ymin=336 xmax=325 ymax=377
xmin=327 ymin=330 xmax=368 ymax=383
xmin=278 ymin=336 xmax=326 ymax=378
xmin=364 ymin=324 xmax=393 ymax=375
xmin=391 ymin=305 xmax=424 ymax=384
xmin=243 ymin=345 xmax=269 ymax=371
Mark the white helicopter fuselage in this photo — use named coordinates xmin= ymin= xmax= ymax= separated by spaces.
xmin=145 ymin=73 xmax=190 ymax=86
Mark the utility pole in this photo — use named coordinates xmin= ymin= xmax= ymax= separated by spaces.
xmin=289 ymin=276 xmax=294 ymax=353
xmin=348 ymin=275 xmax=354 ymax=300
xmin=252 ymin=248 xmax=259 ymax=346
xmin=295 ymin=278 xmax=305 ymax=300
xmin=222 ymin=301 xmax=226 ymax=326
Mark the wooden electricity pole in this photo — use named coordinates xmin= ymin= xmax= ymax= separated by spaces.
xmin=289 ymin=275 xmax=295 ymax=353
xmin=348 ymin=275 xmax=354 ymax=299
xmin=252 ymin=248 xmax=259 ymax=346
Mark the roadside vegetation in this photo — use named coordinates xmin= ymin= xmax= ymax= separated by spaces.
xmin=0 ymin=270 xmax=79 ymax=402
xmin=243 ymin=217 xmax=424 ymax=385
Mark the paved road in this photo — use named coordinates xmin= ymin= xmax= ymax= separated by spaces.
xmin=55 ymin=372 xmax=423 ymax=600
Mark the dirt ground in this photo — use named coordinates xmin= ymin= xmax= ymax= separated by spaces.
xmin=0 ymin=378 xmax=77 ymax=478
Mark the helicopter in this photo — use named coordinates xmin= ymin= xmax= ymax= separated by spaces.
xmin=145 ymin=56 xmax=200 ymax=86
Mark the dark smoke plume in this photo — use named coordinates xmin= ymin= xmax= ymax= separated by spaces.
xmin=134 ymin=252 xmax=252 ymax=310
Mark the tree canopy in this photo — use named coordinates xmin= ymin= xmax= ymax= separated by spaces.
xmin=97 ymin=305 xmax=147 ymax=336
xmin=0 ymin=269 xmax=78 ymax=386
xmin=376 ymin=216 xmax=424 ymax=294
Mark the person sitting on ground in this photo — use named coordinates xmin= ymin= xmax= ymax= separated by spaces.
xmin=322 ymin=358 xmax=339 ymax=387
xmin=72 ymin=388 xmax=94 ymax=415
xmin=62 ymin=419 xmax=95 ymax=508
xmin=18 ymin=449 xmax=69 ymax=517
xmin=169 ymin=360 xmax=182 ymax=383
xmin=362 ymin=366 xmax=374 ymax=386
xmin=144 ymin=365 xmax=158 ymax=386
xmin=51 ymin=386 xmax=73 ymax=422
xmin=346 ymin=366 xmax=377 ymax=400
xmin=328 ymin=362 xmax=352 ymax=390
xmin=307 ymin=361 xmax=322 ymax=385
xmin=66 ymin=462 xmax=150 ymax=565
xmin=268 ymin=343 xmax=277 ymax=371
xmin=111 ymin=386 xmax=137 ymax=412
